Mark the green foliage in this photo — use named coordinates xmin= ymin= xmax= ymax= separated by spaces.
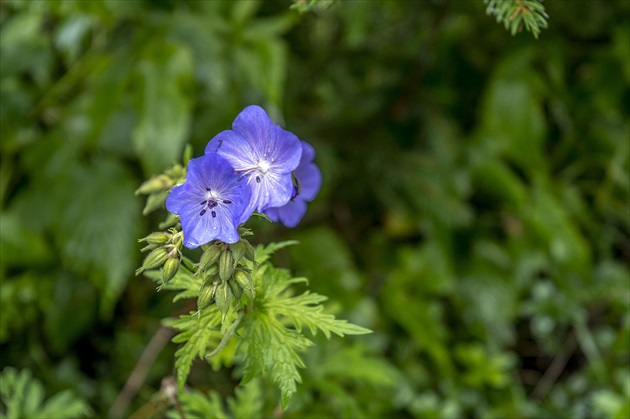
xmin=240 ymin=309 xmax=314 ymax=410
xmin=165 ymin=307 xmax=225 ymax=391
xmin=291 ymin=0 xmax=336 ymax=14
xmin=132 ymin=39 xmax=193 ymax=175
xmin=167 ymin=378 xmax=263 ymax=419
xmin=0 ymin=367 xmax=90 ymax=419
xmin=240 ymin=250 xmax=370 ymax=408
xmin=484 ymin=0 xmax=549 ymax=38
xmin=154 ymin=242 xmax=370 ymax=409
xmin=1 ymin=0 xmax=627 ymax=417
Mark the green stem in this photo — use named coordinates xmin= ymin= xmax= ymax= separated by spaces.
xmin=205 ymin=311 xmax=243 ymax=361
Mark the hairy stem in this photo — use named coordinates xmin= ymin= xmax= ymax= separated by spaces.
xmin=206 ymin=311 xmax=244 ymax=361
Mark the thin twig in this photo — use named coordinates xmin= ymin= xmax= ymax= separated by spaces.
xmin=531 ymin=333 xmax=576 ymax=400
xmin=109 ymin=326 xmax=176 ymax=418
xmin=162 ymin=376 xmax=186 ymax=419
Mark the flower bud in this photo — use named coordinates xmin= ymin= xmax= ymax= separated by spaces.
xmin=140 ymin=243 xmax=158 ymax=252
xmin=233 ymin=269 xmax=254 ymax=291
xmin=165 ymin=164 xmax=185 ymax=180
xmin=182 ymin=144 xmax=193 ymax=166
xmin=199 ymin=244 xmax=222 ymax=272
xmin=139 ymin=232 xmax=172 ymax=246
xmin=228 ymin=279 xmax=244 ymax=301
xmin=142 ymin=190 xmax=169 ymax=216
xmin=158 ymin=213 xmax=179 ymax=230
xmin=215 ymin=282 xmax=233 ymax=321
xmin=242 ymin=239 xmax=256 ymax=264
xmin=201 ymin=264 xmax=219 ymax=281
xmin=135 ymin=175 xmax=173 ymax=195
xmin=219 ymin=249 xmax=234 ymax=282
xmin=197 ymin=279 xmax=218 ymax=311
xmin=229 ymin=240 xmax=247 ymax=265
xmin=162 ymin=257 xmax=180 ymax=284
xmin=135 ymin=247 xmax=169 ymax=275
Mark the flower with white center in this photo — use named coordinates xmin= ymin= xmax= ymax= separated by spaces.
xmin=205 ymin=105 xmax=302 ymax=221
xmin=165 ymin=153 xmax=252 ymax=248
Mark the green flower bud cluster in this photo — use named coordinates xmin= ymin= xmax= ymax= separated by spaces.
xmin=135 ymin=230 xmax=183 ymax=284
xmin=135 ymin=164 xmax=186 ymax=216
xmin=196 ymin=237 xmax=256 ymax=322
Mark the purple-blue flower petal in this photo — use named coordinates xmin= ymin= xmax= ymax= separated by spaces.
xmin=265 ymin=199 xmax=308 ymax=228
xmin=231 ymin=105 xmax=277 ymax=156
xmin=272 ymin=126 xmax=302 ymax=173
xmin=176 ymin=198 xmax=239 ymax=247
xmin=300 ymin=140 xmax=316 ymax=163
xmin=165 ymin=153 xmax=251 ymax=248
xmin=262 ymin=140 xmax=322 ymax=228
xmin=204 ymin=105 xmax=302 ymax=214
xmin=295 ymin=161 xmax=322 ymax=202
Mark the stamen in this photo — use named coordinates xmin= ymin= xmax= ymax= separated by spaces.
xmin=200 ymin=200 xmax=207 ymax=205
xmin=206 ymin=188 xmax=211 ymax=191
xmin=235 ymin=166 xmax=260 ymax=173
xmin=223 ymin=200 xmax=232 ymax=204
xmin=256 ymin=176 xmax=261 ymax=183
xmin=200 ymin=209 xmax=206 ymax=216
xmin=211 ymin=210 xmax=217 ymax=218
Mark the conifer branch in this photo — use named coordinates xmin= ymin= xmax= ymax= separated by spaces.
xmin=484 ymin=0 xmax=549 ymax=38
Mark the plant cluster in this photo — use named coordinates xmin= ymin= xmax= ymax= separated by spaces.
xmin=1 ymin=0 xmax=627 ymax=418
xmin=133 ymin=105 xmax=368 ymax=410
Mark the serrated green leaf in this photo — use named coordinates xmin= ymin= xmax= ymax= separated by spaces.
xmin=239 ymin=313 xmax=313 ymax=410
xmin=228 ymin=378 xmax=263 ymax=419
xmin=170 ymin=308 xmax=223 ymax=390
xmin=169 ymin=390 xmax=228 ymax=419
xmin=36 ymin=390 xmax=92 ymax=419
xmin=254 ymin=240 xmax=299 ymax=265
xmin=253 ymin=261 xmax=369 ymax=339
xmin=268 ymin=290 xmax=371 ymax=339
xmin=237 ymin=255 xmax=371 ymax=409
xmin=144 ymin=263 xmax=200 ymax=302
xmin=0 ymin=367 xmax=90 ymax=419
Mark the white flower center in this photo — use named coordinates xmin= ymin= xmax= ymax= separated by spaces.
xmin=258 ymin=160 xmax=271 ymax=174
xmin=205 ymin=190 xmax=220 ymax=201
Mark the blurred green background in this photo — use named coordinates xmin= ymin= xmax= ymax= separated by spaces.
xmin=1 ymin=0 xmax=629 ymax=417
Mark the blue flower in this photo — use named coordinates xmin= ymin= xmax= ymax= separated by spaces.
xmin=205 ymin=105 xmax=302 ymax=218
xmin=166 ymin=153 xmax=252 ymax=248
xmin=264 ymin=141 xmax=322 ymax=228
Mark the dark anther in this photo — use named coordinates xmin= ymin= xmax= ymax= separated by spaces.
xmin=200 ymin=200 xmax=207 ymax=205
xmin=211 ymin=210 xmax=217 ymax=218
xmin=208 ymin=200 xmax=218 ymax=208
xmin=223 ymin=200 xmax=232 ymax=204
xmin=200 ymin=209 xmax=206 ymax=216
xmin=256 ymin=176 xmax=261 ymax=183
xmin=206 ymin=188 xmax=211 ymax=191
